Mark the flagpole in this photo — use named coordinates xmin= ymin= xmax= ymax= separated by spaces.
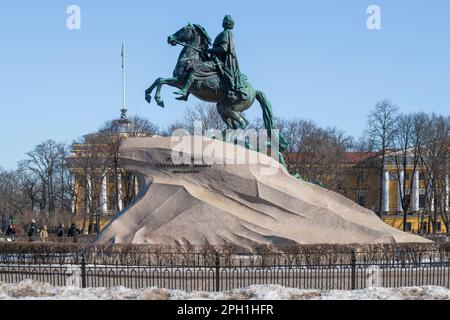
xmin=121 ymin=42 xmax=127 ymax=120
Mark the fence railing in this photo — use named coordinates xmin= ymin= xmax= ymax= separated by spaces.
xmin=1 ymin=249 xmax=449 ymax=291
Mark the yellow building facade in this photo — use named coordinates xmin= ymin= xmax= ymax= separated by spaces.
xmin=344 ymin=152 xmax=449 ymax=234
xmin=67 ymin=115 xmax=147 ymax=233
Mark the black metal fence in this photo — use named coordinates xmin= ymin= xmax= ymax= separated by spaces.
xmin=0 ymin=249 xmax=449 ymax=291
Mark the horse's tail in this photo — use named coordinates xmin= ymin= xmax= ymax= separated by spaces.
xmin=255 ymin=90 xmax=288 ymax=152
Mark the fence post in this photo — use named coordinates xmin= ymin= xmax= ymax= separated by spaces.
xmin=215 ymin=252 xmax=220 ymax=292
xmin=351 ymin=250 xmax=356 ymax=290
xmin=81 ymin=251 xmax=86 ymax=289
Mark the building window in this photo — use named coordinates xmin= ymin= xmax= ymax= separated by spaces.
xmin=419 ymin=195 xmax=426 ymax=209
xmin=389 ymin=173 xmax=398 ymax=181
xmin=435 ymin=222 xmax=442 ymax=232
xmin=419 ymin=172 xmax=425 ymax=180
xmin=420 ymin=222 xmax=428 ymax=233
xmin=404 ymin=222 xmax=412 ymax=232
xmin=356 ymin=171 xmax=364 ymax=183
xmin=107 ymin=175 xmax=113 ymax=184
xmin=404 ymin=173 xmax=410 ymax=180
xmin=108 ymin=194 xmax=116 ymax=213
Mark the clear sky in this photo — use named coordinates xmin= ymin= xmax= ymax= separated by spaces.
xmin=0 ymin=0 xmax=449 ymax=169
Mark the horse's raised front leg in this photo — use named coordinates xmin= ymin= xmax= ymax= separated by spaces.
xmin=145 ymin=79 xmax=159 ymax=104
xmin=145 ymin=77 xmax=179 ymax=108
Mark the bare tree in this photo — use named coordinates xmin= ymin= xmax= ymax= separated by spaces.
xmin=391 ymin=113 xmax=425 ymax=231
xmin=165 ymin=104 xmax=228 ymax=135
xmin=366 ymin=100 xmax=400 ymax=217
xmin=352 ymin=136 xmax=375 ymax=153
xmin=280 ymin=118 xmax=354 ymax=193
xmin=69 ymin=134 xmax=106 ymax=233
xmin=0 ymin=169 xmax=30 ymax=216
xmin=18 ymin=140 xmax=69 ymax=215
xmin=419 ymin=114 xmax=450 ymax=233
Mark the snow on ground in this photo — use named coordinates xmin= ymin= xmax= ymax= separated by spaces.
xmin=0 ymin=280 xmax=449 ymax=300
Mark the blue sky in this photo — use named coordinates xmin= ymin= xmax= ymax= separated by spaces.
xmin=0 ymin=0 xmax=449 ymax=169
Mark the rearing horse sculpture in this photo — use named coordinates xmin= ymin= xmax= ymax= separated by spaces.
xmin=144 ymin=23 xmax=287 ymax=164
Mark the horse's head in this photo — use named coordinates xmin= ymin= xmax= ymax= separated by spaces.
xmin=167 ymin=23 xmax=211 ymax=50
xmin=168 ymin=23 xmax=195 ymax=46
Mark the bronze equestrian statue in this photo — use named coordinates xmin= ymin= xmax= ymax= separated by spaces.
xmin=145 ymin=15 xmax=287 ymax=164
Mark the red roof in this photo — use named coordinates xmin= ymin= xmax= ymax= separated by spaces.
xmin=343 ymin=152 xmax=376 ymax=164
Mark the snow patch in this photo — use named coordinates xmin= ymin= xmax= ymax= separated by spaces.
xmin=0 ymin=280 xmax=449 ymax=300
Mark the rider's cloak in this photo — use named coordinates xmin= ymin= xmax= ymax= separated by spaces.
xmin=212 ymin=29 xmax=247 ymax=95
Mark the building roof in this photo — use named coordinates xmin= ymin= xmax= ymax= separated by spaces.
xmin=343 ymin=152 xmax=377 ymax=164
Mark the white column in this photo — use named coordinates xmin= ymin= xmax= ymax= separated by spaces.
xmin=70 ymin=173 xmax=76 ymax=214
xmin=430 ymin=190 xmax=435 ymax=212
xmin=86 ymin=174 xmax=92 ymax=215
xmin=99 ymin=173 xmax=108 ymax=214
xmin=383 ymin=169 xmax=390 ymax=213
xmin=445 ymin=174 xmax=449 ymax=211
xmin=429 ymin=174 xmax=435 ymax=213
xmin=412 ymin=171 xmax=419 ymax=212
xmin=398 ymin=170 xmax=404 ymax=212
xmin=117 ymin=172 xmax=123 ymax=211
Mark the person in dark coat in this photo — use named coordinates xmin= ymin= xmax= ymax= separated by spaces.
xmin=56 ymin=224 xmax=65 ymax=237
xmin=5 ymin=224 xmax=16 ymax=237
xmin=27 ymin=219 xmax=37 ymax=239
xmin=67 ymin=223 xmax=79 ymax=242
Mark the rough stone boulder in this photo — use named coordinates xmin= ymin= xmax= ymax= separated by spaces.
xmin=96 ymin=136 xmax=429 ymax=248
